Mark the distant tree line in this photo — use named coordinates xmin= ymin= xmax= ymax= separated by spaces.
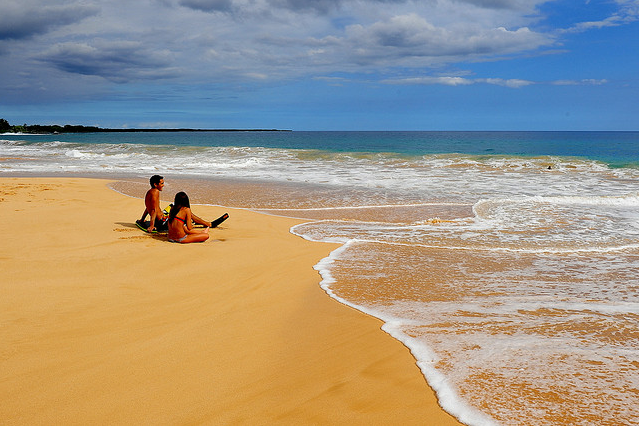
xmin=0 ymin=118 xmax=289 ymax=133
xmin=0 ymin=118 xmax=101 ymax=134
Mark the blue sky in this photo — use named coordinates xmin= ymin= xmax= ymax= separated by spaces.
xmin=0 ymin=0 xmax=637 ymax=130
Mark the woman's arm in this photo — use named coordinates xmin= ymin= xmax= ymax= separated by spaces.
xmin=184 ymin=208 xmax=193 ymax=231
xmin=184 ymin=208 xmax=209 ymax=234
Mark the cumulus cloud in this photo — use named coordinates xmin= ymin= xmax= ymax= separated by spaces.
xmin=179 ymin=0 xmax=234 ymax=13
xmin=335 ymin=14 xmax=552 ymax=67
xmin=37 ymin=41 xmax=181 ymax=83
xmin=0 ymin=0 xmax=555 ymax=84
xmin=451 ymin=0 xmax=540 ymax=10
xmin=268 ymin=0 xmax=344 ymax=14
xmin=0 ymin=1 xmax=98 ymax=40
xmin=0 ymin=0 xmax=630 ymax=103
xmin=175 ymin=0 xmax=542 ymax=17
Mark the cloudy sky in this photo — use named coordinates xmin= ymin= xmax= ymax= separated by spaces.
xmin=1 ymin=0 xmax=637 ymax=130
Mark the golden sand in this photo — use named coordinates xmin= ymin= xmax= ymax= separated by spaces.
xmin=0 ymin=177 xmax=461 ymax=425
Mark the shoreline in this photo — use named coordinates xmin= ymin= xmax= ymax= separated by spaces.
xmin=0 ymin=177 xmax=462 ymax=425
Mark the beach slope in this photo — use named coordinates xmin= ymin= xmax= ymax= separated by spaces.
xmin=0 ymin=177 xmax=461 ymax=425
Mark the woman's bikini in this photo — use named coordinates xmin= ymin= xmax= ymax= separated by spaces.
xmin=168 ymin=214 xmax=188 ymax=243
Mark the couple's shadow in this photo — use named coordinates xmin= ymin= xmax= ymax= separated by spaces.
xmin=115 ymin=222 xmax=224 ymax=243
xmin=115 ymin=222 xmax=168 ymax=241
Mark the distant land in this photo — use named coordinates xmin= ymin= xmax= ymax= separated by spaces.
xmin=0 ymin=118 xmax=290 ymax=134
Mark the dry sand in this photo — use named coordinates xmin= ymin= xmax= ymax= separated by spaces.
xmin=0 ymin=177 xmax=462 ymax=425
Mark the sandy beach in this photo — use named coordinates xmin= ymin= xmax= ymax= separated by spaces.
xmin=0 ymin=177 xmax=461 ymax=425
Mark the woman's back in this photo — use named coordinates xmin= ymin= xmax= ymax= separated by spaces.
xmin=167 ymin=193 xmax=209 ymax=244
xmin=168 ymin=207 xmax=189 ymax=240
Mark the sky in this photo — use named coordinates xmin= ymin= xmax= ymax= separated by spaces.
xmin=0 ymin=0 xmax=638 ymax=130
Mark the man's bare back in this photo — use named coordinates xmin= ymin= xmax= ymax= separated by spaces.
xmin=138 ymin=175 xmax=166 ymax=232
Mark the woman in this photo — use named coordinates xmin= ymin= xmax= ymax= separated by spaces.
xmin=167 ymin=192 xmax=209 ymax=243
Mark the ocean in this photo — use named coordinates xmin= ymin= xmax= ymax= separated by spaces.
xmin=2 ymin=131 xmax=638 ymax=425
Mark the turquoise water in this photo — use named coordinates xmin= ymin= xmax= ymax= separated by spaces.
xmin=3 ymin=130 xmax=639 ymax=164
xmin=2 ymin=131 xmax=639 ymax=425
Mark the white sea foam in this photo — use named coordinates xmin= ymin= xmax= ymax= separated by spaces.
xmin=302 ymin=238 xmax=500 ymax=426
xmin=384 ymin=322 xmax=500 ymax=426
xmin=290 ymin=166 xmax=639 ymax=425
xmin=301 ymin=233 xmax=639 ymax=424
xmin=259 ymin=202 xmax=470 ymax=211
xmin=3 ymin=139 xmax=638 ymax=203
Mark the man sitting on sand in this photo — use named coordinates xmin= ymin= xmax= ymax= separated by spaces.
xmin=137 ymin=175 xmax=220 ymax=233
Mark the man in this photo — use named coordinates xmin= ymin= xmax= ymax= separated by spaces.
xmin=137 ymin=175 xmax=169 ymax=232
xmin=137 ymin=175 xmax=220 ymax=233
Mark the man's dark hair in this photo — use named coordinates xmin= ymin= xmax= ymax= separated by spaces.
xmin=150 ymin=175 xmax=164 ymax=188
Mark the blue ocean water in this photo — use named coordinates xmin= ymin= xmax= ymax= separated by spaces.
xmin=3 ymin=130 xmax=639 ymax=164
xmin=2 ymin=131 xmax=639 ymax=425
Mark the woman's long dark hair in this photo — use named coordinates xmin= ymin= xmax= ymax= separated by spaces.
xmin=169 ymin=191 xmax=190 ymax=223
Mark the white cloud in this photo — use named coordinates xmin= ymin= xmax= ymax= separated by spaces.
xmin=382 ymin=76 xmax=534 ymax=87
xmin=36 ymin=41 xmax=181 ymax=83
xmin=179 ymin=0 xmax=234 ymax=12
xmin=561 ymin=0 xmax=639 ymax=33
xmin=0 ymin=0 xmax=628 ymax=103
xmin=383 ymin=76 xmax=608 ymax=88
xmin=477 ymin=77 xmax=534 ymax=87
xmin=552 ymin=79 xmax=608 ymax=86
xmin=243 ymin=72 xmax=269 ymax=79
xmin=0 ymin=1 xmax=98 ymax=40
xmin=382 ymin=76 xmax=475 ymax=86
xmin=303 ymin=13 xmax=553 ymax=70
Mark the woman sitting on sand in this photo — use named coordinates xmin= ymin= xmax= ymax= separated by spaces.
xmin=167 ymin=192 xmax=209 ymax=243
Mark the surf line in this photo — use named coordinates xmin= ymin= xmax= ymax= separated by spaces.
xmin=350 ymin=238 xmax=639 ymax=254
xmin=289 ymin=225 xmax=639 ymax=255
xmin=289 ymin=234 xmax=500 ymax=426
xmin=258 ymin=202 xmax=472 ymax=212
